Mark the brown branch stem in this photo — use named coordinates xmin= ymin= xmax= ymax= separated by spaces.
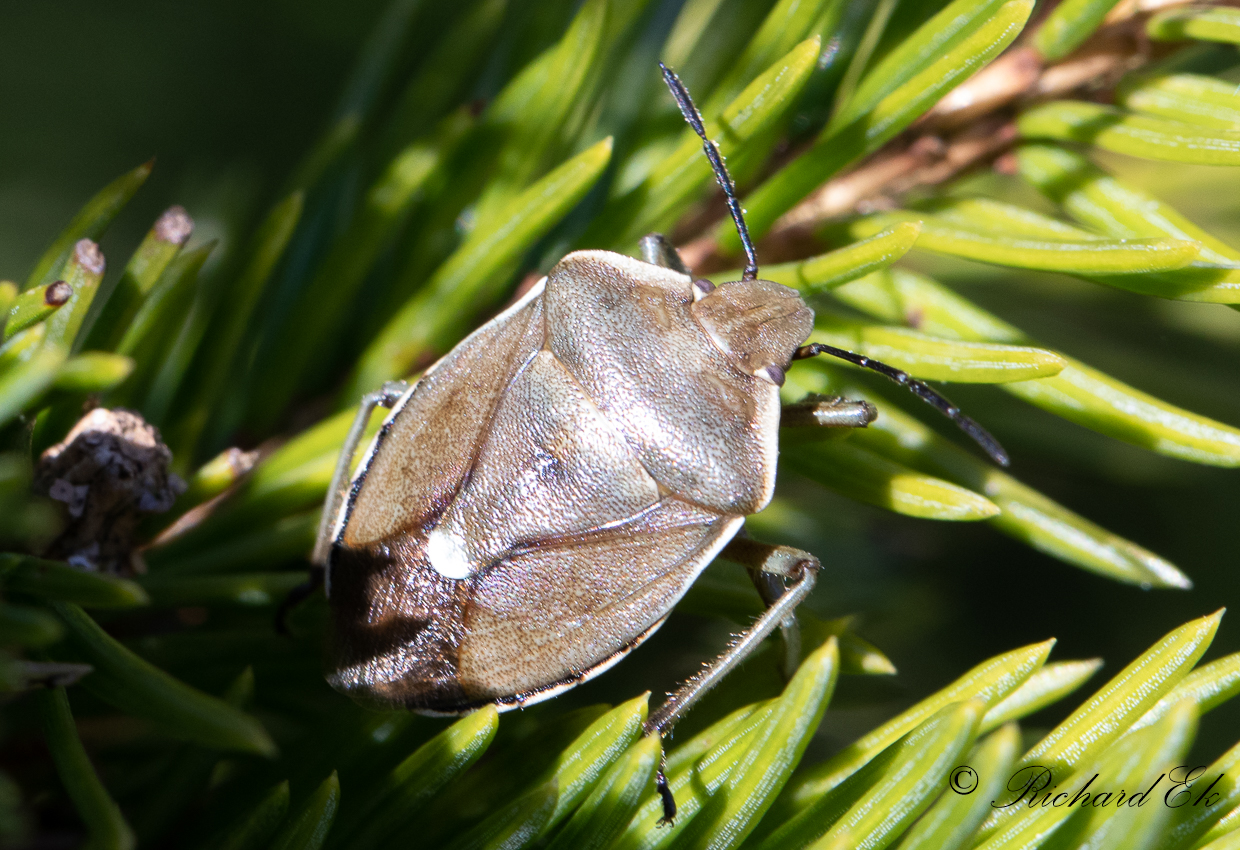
xmin=679 ymin=0 xmax=1205 ymax=274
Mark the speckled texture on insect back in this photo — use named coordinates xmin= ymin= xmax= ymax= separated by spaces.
xmin=326 ymin=250 xmax=813 ymax=712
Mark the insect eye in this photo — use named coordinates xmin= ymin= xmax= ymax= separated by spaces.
xmin=691 ymin=278 xmax=716 ymax=300
xmin=755 ymin=365 xmax=785 ymax=386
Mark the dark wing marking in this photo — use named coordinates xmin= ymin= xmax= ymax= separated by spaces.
xmin=326 ymin=497 xmax=742 ymax=714
xmin=326 ymin=535 xmax=469 ymax=710
xmin=327 ymin=283 xmax=546 ymax=711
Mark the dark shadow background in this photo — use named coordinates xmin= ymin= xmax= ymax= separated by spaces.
xmin=0 ymin=1 xmax=385 ymax=281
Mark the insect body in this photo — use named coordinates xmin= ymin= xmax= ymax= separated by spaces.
xmin=324 ymin=247 xmax=811 ymax=712
xmin=312 ymin=63 xmax=1005 ymax=821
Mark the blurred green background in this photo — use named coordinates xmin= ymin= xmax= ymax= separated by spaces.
xmin=0 ymin=1 xmax=382 ymax=280
xmin=3 ymin=0 xmax=1239 ymax=797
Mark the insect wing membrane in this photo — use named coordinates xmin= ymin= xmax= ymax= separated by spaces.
xmin=329 ymin=284 xmax=549 ymax=709
xmin=458 ymin=502 xmax=743 ymax=702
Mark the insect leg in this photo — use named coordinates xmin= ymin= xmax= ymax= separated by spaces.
xmin=639 ymin=233 xmax=691 ymax=275
xmin=283 ymin=381 xmax=410 ymax=634
xmin=781 ymin=395 xmax=877 ymax=430
xmin=311 ymin=380 xmax=410 ymax=567
xmin=723 ymin=537 xmax=824 ymax=679
xmin=644 ymin=539 xmax=819 ymax=823
xmin=792 ymin=342 xmax=1009 ymax=466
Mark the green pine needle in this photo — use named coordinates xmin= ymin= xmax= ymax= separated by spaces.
xmin=6 ymin=1 xmax=1240 ymax=847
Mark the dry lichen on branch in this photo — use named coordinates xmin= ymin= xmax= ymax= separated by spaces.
xmin=35 ymin=408 xmax=184 ymax=574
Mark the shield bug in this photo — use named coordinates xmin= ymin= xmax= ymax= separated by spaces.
xmin=311 ymin=64 xmax=1007 ymax=820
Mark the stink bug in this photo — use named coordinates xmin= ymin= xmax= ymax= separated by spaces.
xmin=310 ymin=64 xmax=1006 ymax=821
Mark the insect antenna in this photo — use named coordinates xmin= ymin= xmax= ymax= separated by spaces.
xmin=793 ymin=342 xmax=1011 ymax=467
xmin=658 ymin=62 xmax=1007 ymax=467
xmin=659 ymin=62 xmax=759 ymax=282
